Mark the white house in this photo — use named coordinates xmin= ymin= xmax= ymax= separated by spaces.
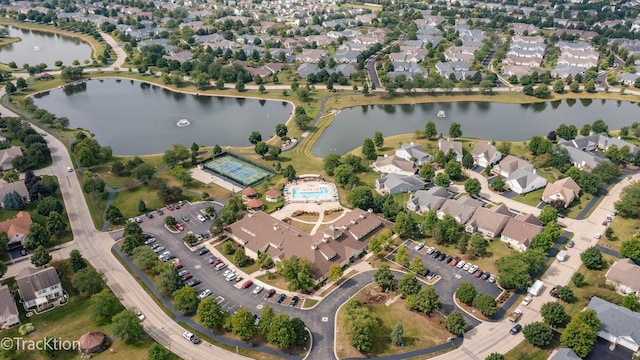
xmin=506 ymin=168 xmax=547 ymax=194
xmin=375 ymin=174 xmax=426 ymax=195
xmin=471 ymin=143 xmax=502 ymax=168
xmin=605 ymin=258 xmax=640 ymax=298
xmin=438 ymin=139 xmax=463 ymax=162
xmin=395 ymin=142 xmax=433 ymax=165
xmin=372 ymin=155 xmax=417 ymax=177
xmin=16 ymin=267 xmax=64 ymax=310
xmin=0 ymin=285 xmax=20 ymax=329
xmin=542 ymin=177 xmax=581 ymax=207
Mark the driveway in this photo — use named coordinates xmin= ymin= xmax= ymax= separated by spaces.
xmin=585 ymin=338 xmax=634 ymax=360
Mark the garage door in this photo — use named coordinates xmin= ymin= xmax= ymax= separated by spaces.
xmin=617 ymin=336 xmax=639 ymax=352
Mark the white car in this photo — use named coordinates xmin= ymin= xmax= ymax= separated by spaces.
xmin=521 ymin=296 xmax=532 ymax=306
xmin=223 ymin=269 xmax=234 ymax=277
xmin=198 ymin=289 xmax=212 ymax=300
xmin=66 ymin=167 xmax=73 ymax=172
xmin=226 ymin=272 xmax=237 ymax=282
xmin=595 ymin=233 xmax=602 ymax=239
xmin=197 ymin=214 xmax=206 ymax=222
xmin=414 ymin=242 xmax=425 ymax=251
xmin=457 ymin=260 xmax=466 ymax=269
xmin=462 ymin=263 xmax=472 ymax=271
xmin=253 ymin=285 xmax=263 ymax=295
xmin=468 ymin=265 xmax=478 ymax=274
xmin=426 ymin=247 xmax=435 ymax=254
xmin=134 ymin=309 xmax=145 ymax=321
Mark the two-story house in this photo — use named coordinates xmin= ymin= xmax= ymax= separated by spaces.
xmin=16 ymin=267 xmax=64 ymax=310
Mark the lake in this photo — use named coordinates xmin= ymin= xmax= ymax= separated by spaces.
xmin=33 ymin=79 xmax=294 ymax=155
xmin=0 ymin=25 xmax=92 ymax=68
xmin=312 ymin=99 xmax=640 ymax=157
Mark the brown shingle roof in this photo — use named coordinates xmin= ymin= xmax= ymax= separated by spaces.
xmin=246 ymin=199 xmax=263 ymax=209
xmin=265 ymin=188 xmax=281 ymax=198
xmin=606 ymin=258 xmax=640 ymax=292
xmin=501 ymin=216 xmax=543 ymax=247
xmin=242 ymin=187 xmax=257 ymax=197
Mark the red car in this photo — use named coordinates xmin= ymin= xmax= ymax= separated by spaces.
xmin=175 ymin=223 xmax=184 ymax=231
xmin=242 ymin=280 xmax=254 ymax=289
xmin=474 ymin=269 xmax=483 ymax=278
xmin=450 ymin=257 xmax=460 ymax=266
xmin=212 ymin=259 xmax=223 ymax=267
xmin=182 ymin=274 xmax=193 ymax=281
xmin=166 ymin=204 xmax=174 ymax=211
xmin=174 ymin=262 xmax=183 ymax=269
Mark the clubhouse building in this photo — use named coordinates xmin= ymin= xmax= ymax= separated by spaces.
xmin=225 ymin=208 xmax=392 ymax=281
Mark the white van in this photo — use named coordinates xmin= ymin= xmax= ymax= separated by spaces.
xmin=556 ymin=250 xmax=568 ymax=262
xmin=182 ymin=331 xmax=194 ymax=341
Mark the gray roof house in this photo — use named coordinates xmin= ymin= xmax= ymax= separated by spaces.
xmin=435 ymin=61 xmax=472 ymax=80
xmin=372 ymin=155 xmax=418 ymax=177
xmin=465 ymin=204 xmax=512 ymax=238
xmin=395 ymin=142 xmax=433 ymax=165
xmin=472 ymin=143 xmax=502 ymax=168
xmin=407 ymin=186 xmax=451 ymax=213
xmin=506 ymin=168 xmax=547 ymax=194
xmin=550 ymin=348 xmax=581 ymax=360
xmin=16 ymin=267 xmax=64 ymax=310
xmin=0 ymin=180 xmax=30 ymax=208
xmin=0 ymin=284 xmax=20 ymax=329
xmin=588 ymin=296 xmax=640 ymax=352
xmin=375 ymin=174 xmax=426 ymax=195
xmin=297 ymin=63 xmax=321 ymax=77
xmin=559 ymin=144 xmax=607 ymax=171
xmin=438 ymin=139 xmax=463 ymax=162
xmin=492 ymin=155 xmax=534 ymax=177
xmin=333 ymin=49 xmax=360 ymax=63
xmin=333 ymin=64 xmax=356 ymax=78
xmin=0 ymin=146 xmax=23 ymax=171
xmin=437 ymin=196 xmax=482 ymax=224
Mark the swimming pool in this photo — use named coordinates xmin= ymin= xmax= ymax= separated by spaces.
xmin=291 ymin=186 xmax=330 ymax=200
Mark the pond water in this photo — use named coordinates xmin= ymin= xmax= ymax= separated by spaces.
xmin=0 ymin=26 xmax=93 ymax=68
xmin=312 ymin=99 xmax=640 ymax=157
xmin=33 ymin=79 xmax=294 ymax=155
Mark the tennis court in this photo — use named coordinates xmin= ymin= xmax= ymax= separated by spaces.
xmin=204 ymin=154 xmax=273 ymax=187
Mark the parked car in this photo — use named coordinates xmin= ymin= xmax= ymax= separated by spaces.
xmin=197 ymin=214 xmax=206 ymax=222
xmin=474 ymin=269 xmax=483 ymax=277
xmin=488 ymin=275 xmax=496 ymax=283
xmin=153 ymin=246 xmax=165 ymax=254
xmin=594 ymin=233 xmax=602 ymax=239
xmin=521 ymin=296 xmax=532 ymax=306
xmin=566 ymin=240 xmax=575 ymax=248
xmin=178 ymin=269 xmax=189 ymax=277
xmin=510 ymin=324 xmax=522 ymax=335
xmin=426 ymin=272 xmax=437 ymax=280
xmin=144 ymin=238 xmax=156 ymax=245
xmin=191 ymin=337 xmax=202 ymax=345
xmin=438 ymin=253 xmax=446 ymax=261
xmin=223 ymin=269 xmax=234 ymax=278
xmin=242 ymin=280 xmax=254 ymax=289
xmin=276 ymin=294 xmax=286 ymax=304
xmin=468 ymin=265 xmax=478 ymax=274
xmin=550 ymin=285 xmax=561 ymax=298
xmin=432 ymin=250 xmax=441 ymax=258
xmin=263 ymin=289 xmax=276 ymax=300
xmin=175 ymin=223 xmax=184 ymax=231
xmin=289 ymin=296 xmax=299 ymax=307
xmin=225 ymin=272 xmax=237 ymax=281
xmin=186 ymin=278 xmax=201 ymax=287
xmin=198 ymin=248 xmax=210 ymax=256
xmin=174 ymin=262 xmax=183 ymax=269
xmin=156 ymin=208 xmax=164 ymax=215
xmin=450 ymin=257 xmax=460 ymax=266
xmin=445 ymin=255 xmax=453 ymax=263
xmin=166 ymin=204 xmax=174 ymax=211
xmin=207 ymin=257 xmax=219 ymax=264
xmin=134 ymin=309 xmax=145 ymax=321
xmin=212 ymin=259 xmax=223 ymax=267
xmin=182 ymin=214 xmax=190 ymax=222
xmin=462 ymin=263 xmax=472 ymax=271
xmin=215 ymin=262 xmax=227 ymax=271
xmin=182 ymin=274 xmax=193 ymax=281
xmin=145 ymin=212 xmax=153 ymax=219
xmin=481 ymin=272 xmax=491 ymax=280
xmin=253 ymin=286 xmax=263 ymax=295
xmin=426 ymin=247 xmax=435 ymax=254
xmin=134 ymin=217 xmax=142 ymax=223
xmin=414 ymin=242 xmax=425 ymax=251
xmin=456 ymin=260 xmax=466 ymax=269
xmin=198 ymin=289 xmax=212 ymax=300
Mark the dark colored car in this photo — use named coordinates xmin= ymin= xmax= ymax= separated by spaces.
xmin=263 ymin=289 xmax=276 ymax=300
xmin=438 ymin=253 xmax=446 ymax=261
xmin=431 ymin=250 xmax=441 ymax=258
xmin=550 ymin=285 xmax=561 ymax=298
xmin=182 ymin=214 xmax=190 ymax=222
xmin=156 ymin=208 xmax=164 ymax=215
xmin=289 ymin=296 xmax=299 ymax=307
xmin=444 ymin=255 xmax=453 ymax=263
xmin=186 ymin=278 xmax=201 ymax=287
xmin=276 ymin=294 xmax=286 ymax=304
xmin=510 ymin=324 xmax=522 ymax=335
xmin=191 ymin=337 xmax=202 ymax=344
xmin=481 ymin=272 xmax=491 ymax=280
xmin=198 ymin=248 xmax=210 ymax=256
xmin=207 ymin=257 xmax=219 ymax=264
xmin=145 ymin=212 xmax=153 ymax=219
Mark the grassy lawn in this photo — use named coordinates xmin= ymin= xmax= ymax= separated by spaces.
xmin=213 ymin=240 xmax=262 ymax=275
xmin=294 ymin=213 xmax=320 ymax=222
xmin=323 ymin=208 xmax=345 ymax=222
xmin=504 ymin=339 xmax=559 ymax=360
xmin=111 ymin=183 xmax=166 ymax=219
xmin=256 ymin=272 xmax=289 ymax=290
xmin=287 ymin=219 xmax=315 ymax=234
xmin=302 ymin=298 xmax=318 ymax=308
xmin=563 ymin=263 xmax=623 ymax=317
xmin=512 ymin=188 xmax=544 ymax=207
xmin=604 ymin=215 xmax=639 ymax=252
xmin=564 ymin=193 xmax=594 ymax=219
xmin=336 ymin=285 xmax=451 ymax=358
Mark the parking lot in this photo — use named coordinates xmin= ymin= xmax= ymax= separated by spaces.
xmin=124 ymin=201 xmax=304 ymax=318
xmin=388 ymin=239 xmax=503 ymax=321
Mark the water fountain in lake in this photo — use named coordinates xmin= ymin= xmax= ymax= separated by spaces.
xmin=176 ymin=118 xmax=191 ymax=127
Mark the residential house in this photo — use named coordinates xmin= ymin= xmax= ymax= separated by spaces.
xmin=0 ymin=211 xmax=32 ymax=248
xmin=605 ymin=258 xmax=640 ymax=298
xmin=225 ymin=209 xmax=392 ymax=281
xmin=297 ymin=63 xmax=320 ymax=77
xmin=0 ymin=285 xmax=20 ymax=329
xmin=512 ymin=23 xmax=539 ymax=35
xmin=560 ymin=133 xmax=639 ymax=155
xmin=560 ymin=144 xmax=605 ymax=171
xmin=435 ymin=61 xmax=472 ymax=81
xmin=550 ymin=348 xmax=581 ymax=360
xmin=542 ymin=178 xmax=581 ymax=207
xmin=406 ymin=186 xmax=451 ymax=213
xmin=372 ymin=155 xmax=417 ymax=177
xmin=506 ymin=168 xmax=547 ymax=194
xmin=438 ymin=139 xmax=463 ymax=162
xmin=395 ymin=142 xmax=433 ymax=165
xmin=295 ymin=49 xmax=326 ymax=63
xmin=375 ymin=174 xmax=426 ymax=195
xmin=444 ymin=46 xmax=477 ymax=62
xmin=465 ymin=204 xmax=512 ymax=238
xmin=492 ymin=155 xmax=534 ymax=177
xmin=500 ymin=214 xmax=543 ymax=251
xmin=471 ymin=143 xmax=502 ymax=168
xmin=437 ymin=196 xmax=483 ymax=224
xmin=386 ymin=62 xmax=424 ymax=80
xmin=0 ymin=180 xmax=29 ymax=208
xmin=333 ymin=49 xmax=360 ymax=64
xmin=0 ymin=146 xmax=23 ymax=171
xmin=16 ymin=267 xmax=64 ymax=310
xmin=588 ymin=296 xmax=640 ymax=352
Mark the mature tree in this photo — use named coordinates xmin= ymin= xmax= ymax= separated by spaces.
xmin=323 ymin=154 xmax=342 ymax=176
xmin=615 ymin=181 xmax=640 ymax=218
xmin=328 ymin=263 xmax=343 ymax=283
xmin=409 ymin=256 xmax=426 ymax=275
xmin=70 ymin=249 xmax=87 ymax=272
xmin=391 ymin=322 xmax=405 ymax=347
xmin=405 ymin=287 xmax=441 ymax=314
xmin=393 ymin=211 xmax=414 ymax=238
xmin=268 ymin=314 xmax=296 ymax=349
xmin=26 ymin=223 xmax=50 ymax=249
xmin=361 ymin=138 xmax=377 ymax=160
xmin=432 ymin=214 xmax=463 ymax=245
xmin=231 ymin=307 xmax=257 ymax=340
xmin=445 ymin=311 xmax=466 ymax=335
xmin=373 ymin=131 xmax=384 ymax=149
xmin=3 ymin=191 xmax=25 ymax=210
xmin=105 ymin=204 xmax=124 ymax=225
xmin=490 ymin=177 xmax=507 ymax=192
xmin=557 ymin=286 xmax=573 ymax=302
xmin=592 ymin=119 xmax=609 ymax=134
xmin=540 ymin=301 xmax=567 ymax=327
xmin=465 ymin=178 xmax=481 ymax=197
xmin=580 ymin=246 xmax=604 ymax=270
xmin=254 ymin=141 xmax=268 ymax=157
xmin=346 ymin=302 xmax=375 ymax=353
xmin=121 ymin=233 xmax=145 ymax=256
xmin=623 ymin=292 xmax=639 ymax=311
xmin=397 ymin=274 xmax=421 ymax=298
xmin=73 ymin=267 xmax=105 ymax=295
xmin=31 ymin=245 xmax=52 ymax=267
xmin=248 ymin=131 xmax=263 ymax=145
xmin=155 ymin=264 xmax=183 ymax=295
xmin=258 ymin=305 xmax=276 ymax=336
xmin=374 ymin=264 xmax=396 ymax=292
xmin=131 ymin=246 xmax=159 ymax=270
xmin=561 ymin=320 xmax=598 ymax=358
xmin=449 ymin=122 xmax=463 ymax=138
xmin=468 ymin=233 xmax=488 ymax=259
xmin=445 ymin=160 xmax=463 ymax=180
xmin=495 ymin=255 xmax=536 ymax=289
xmin=572 ymin=272 xmax=586 ymax=288
xmin=419 ymin=163 xmax=435 ymax=180
xmin=425 ymin=120 xmax=437 ymax=138
xmin=162 ymin=144 xmax=190 ymax=167
xmin=474 ymin=294 xmax=498 ymax=317
xmin=112 ymin=310 xmax=144 ymax=343
xmin=538 ymin=206 xmax=558 ymax=225
xmin=275 ymin=123 xmax=288 ymax=139
xmin=435 ymin=173 xmax=451 ymax=187
xmin=173 ymin=286 xmax=199 ymax=314
xmin=523 ymin=322 xmax=553 ymax=348
xmin=462 ymin=152 xmax=474 ymax=169
xmin=369 ymin=229 xmax=393 ymax=255
xmin=90 ymin=288 xmax=123 ymax=324
xmin=148 ymin=343 xmax=173 ymax=360
xmin=347 ymin=186 xmax=374 ymax=210
xmin=556 ymin=124 xmax=578 ymax=140
xmin=36 ymin=198 xmax=64 ymax=216
xmin=455 ymin=283 xmax=477 ymax=304
xmin=276 ymin=256 xmax=314 ymax=292
xmin=233 ymin=247 xmax=247 ymax=267
xmin=620 ymin=236 xmax=640 ymax=262
xmin=283 ymin=165 xmax=297 ymax=181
